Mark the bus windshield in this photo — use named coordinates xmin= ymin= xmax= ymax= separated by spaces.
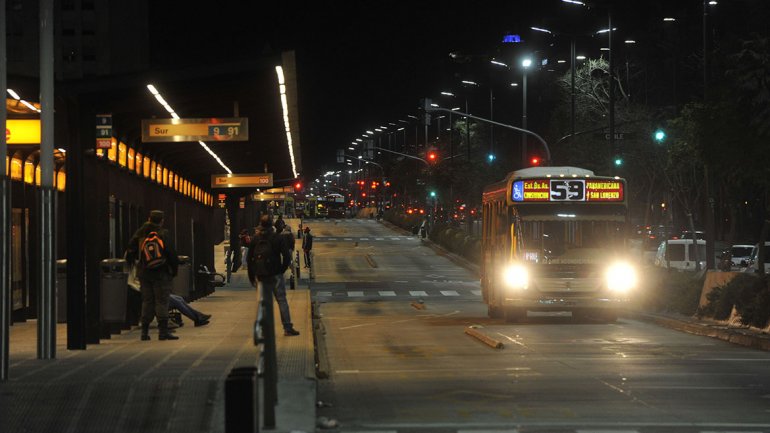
xmin=517 ymin=210 xmax=626 ymax=265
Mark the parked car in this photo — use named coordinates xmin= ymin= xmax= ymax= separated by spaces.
xmin=728 ymin=244 xmax=755 ymax=268
xmin=654 ymin=239 xmax=707 ymax=271
xmin=743 ymin=242 xmax=770 ymax=274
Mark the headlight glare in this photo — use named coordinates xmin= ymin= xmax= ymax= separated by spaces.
xmin=606 ymin=262 xmax=637 ymax=292
xmin=503 ymin=264 xmax=529 ymax=289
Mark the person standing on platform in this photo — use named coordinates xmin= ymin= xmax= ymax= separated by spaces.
xmin=247 ymin=215 xmax=300 ymax=336
xmin=302 ymin=226 xmax=313 ymax=268
xmin=126 ymin=210 xmax=180 ymax=341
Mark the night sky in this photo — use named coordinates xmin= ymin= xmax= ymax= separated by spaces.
xmin=149 ymin=0 xmax=770 ymax=181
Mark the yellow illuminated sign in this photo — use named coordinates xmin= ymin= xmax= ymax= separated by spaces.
xmin=6 ymin=119 xmax=41 ymax=144
xmin=211 ymin=173 xmax=273 ymax=189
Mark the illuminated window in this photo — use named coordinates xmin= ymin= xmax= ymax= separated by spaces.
xmin=35 ymin=165 xmax=41 ymax=186
xmin=107 ymin=137 xmax=117 ymax=162
xmin=5 ymin=156 xmax=9 ymax=176
xmin=156 ymin=163 xmax=163 ymax=184
xmin=127 ymin=148 xmax=135 ymax=171
xmin=162 ymin=167 xmax=168 ymax=186
xmin=183 ymin=180 xmax=188 ymax=196
xmin=57 ymin=168 xmax=66 ymax=191
xmin=96 ymin=148 xmax=104 ymax=158
xmin=173 ymin=174 xmax=178 ymax=191
xmin=10 ymin=157 xmax=22 ymax=180
xmin=143 ymin=156 xmax=151 ymax=178
xmin=135 ymin=152 xmax=143 ymax=176
xmin=24 ymin=160 xmax=35 ymax=184
xmin=118 ymin=142 xmax=127 ymax=167
xmin=150 ymin=160 xmax=156 ymax=181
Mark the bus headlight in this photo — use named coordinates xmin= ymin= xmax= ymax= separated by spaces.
xmin=503 ymin=264 xmax=529 ymax=290
xmin=606 ymin=262 xmax=637 ymax=293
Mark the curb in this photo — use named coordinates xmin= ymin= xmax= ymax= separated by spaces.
xmin=631 ymin=311 xmax=770 ymax=351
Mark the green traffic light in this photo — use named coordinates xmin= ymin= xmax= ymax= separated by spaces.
xmin=614 ymin=158 xmax=623 ymax=166
xmin=430 ymin=191 xmax=436 ymax=197
xmin=654 ymin=129 xmax=666 ymax=142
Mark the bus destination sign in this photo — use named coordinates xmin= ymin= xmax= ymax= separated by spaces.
xmin=511 ymin=178 xmax=624 ymax=202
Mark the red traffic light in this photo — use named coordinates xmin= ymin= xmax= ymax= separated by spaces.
xmin=294 ymin=182 xmax=302 ymax=190
xmin=427 ymin=151 xmax=437 ymax=162
xmin=530 ymin=157 xmax=541 ymax=166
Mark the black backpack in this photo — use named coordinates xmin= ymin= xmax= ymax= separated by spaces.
xmin=249 ymin=232 xmax=281 ymax=277
xmin=140 ymin=231 xmax=167 ymax=270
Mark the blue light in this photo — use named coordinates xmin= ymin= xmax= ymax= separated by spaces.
xmin=487 ymin=153 xmax=496 ymax=162
xmin=503 ymin=34 xmax=522 ymax=43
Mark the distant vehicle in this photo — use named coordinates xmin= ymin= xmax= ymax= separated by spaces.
xmin=325 ymin=193 xmax=347 ymax=219
xmin=729 ymin=244 xmax=754 ymax=268
xmin=743 ymin=242 xmax=770 ymax=274
xmin=654 ymin=239 xmax=707 ymax=271
xmin=678 ymin=230 xmax=705 ymax=240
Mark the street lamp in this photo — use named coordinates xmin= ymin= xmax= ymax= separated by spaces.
xmin=521 ymin=57 xmax=532 ymax=166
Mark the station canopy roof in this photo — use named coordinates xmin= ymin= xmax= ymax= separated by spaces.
xmin=6 ymin=51 xmax=302 ymax=192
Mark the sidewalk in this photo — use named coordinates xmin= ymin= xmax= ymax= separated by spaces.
xmin=0 ymin=246 xmax=316 ymax=433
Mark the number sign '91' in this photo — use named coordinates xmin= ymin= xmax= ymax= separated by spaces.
xmin=512 ymin=179 xmax=624 ymax=202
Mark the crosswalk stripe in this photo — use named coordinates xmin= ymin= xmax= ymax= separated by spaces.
xmin=348 ymin=291 xmax=364 ymax=297
xmin=378 ymin=291 xmax=396 ymax=296
xmin=440 ymin=290 xmax=460 ymax=296
xmin=471 ymin=290 xmax=482 ymax=296
xmin=409 ymin=290 xmax=428 ymax=296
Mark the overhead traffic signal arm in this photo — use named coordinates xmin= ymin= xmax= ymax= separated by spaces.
xmin=421 ymin=100 xmax=551 ymax=165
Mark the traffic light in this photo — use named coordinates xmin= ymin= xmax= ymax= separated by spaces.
xmin=487 ymin=153 xmax=496 ymax=162
xmin=654 ymin=129 xmax=666 ymax=143
xmin=429 ymin=191 xmax=437 ymax=198
xmin=530 ymin=156 xmax=541 ymax=166
xmin=427 ymin=149 xmax=438 ymax=163
xmin=294 ymin=181 xmax=302 ymax=191
xmin=614 ymin=156 xmax=624 ymax=166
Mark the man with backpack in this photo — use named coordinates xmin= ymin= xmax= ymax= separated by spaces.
xmin=247 ymin=215 xmax=300 ymax=336
xmin=126 ymin=210 xmax=180 ymax=341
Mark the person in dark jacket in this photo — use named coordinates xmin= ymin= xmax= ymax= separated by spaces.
xmin=247 ymin=215 xmax=299 ymax=336
xmin=302 ymin=226 xmax=313 ymax=268
xmin=126 ymin=210 xmax=180 ymax=341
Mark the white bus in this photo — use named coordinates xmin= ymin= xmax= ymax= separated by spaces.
xmin=481 ymin=166 xmax=638 ymax=322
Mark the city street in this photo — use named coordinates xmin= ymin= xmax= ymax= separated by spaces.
xmin=310 ymin=219 xmax=770 ymax=433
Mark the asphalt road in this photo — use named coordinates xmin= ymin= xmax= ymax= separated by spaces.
xmin=309 ymin=219 xmax=770 ymax=433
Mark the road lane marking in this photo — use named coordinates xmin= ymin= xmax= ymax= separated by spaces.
xmin=348 ymin=291 xmax=364 ymax=297
xmin=327 ymin=238 xmax=337 ymax=241
xmin=409 ymin=291 xmax=428 ymax=296
xmin=375 ymin=237 xmax=384 ymax=240
xmin=361 ymin=237 xmax=369 ymax=240
xmin=339 ymin=323 xmax=377 ymax=330
xmin=378 ymin=291 xmax=396 ymax=296
xmin=440 ymin=290 xmax=460 ymax=296
xmin=344 ymin=238 xmax=353 ymax=241
xmin=316 ymin=291 xmax=332 ymax=297
xmin=472 ymin=290 xmax=482 ymax=296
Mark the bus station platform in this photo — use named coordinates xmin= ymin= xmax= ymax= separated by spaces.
xmin=0 ymin=246 xmax=317 ymax=433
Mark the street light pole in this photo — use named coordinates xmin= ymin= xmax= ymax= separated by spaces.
xmin=521 ymin=58 xmax=532 ymax=166
xmin=571 ymin=38 xmax=576 ymax=145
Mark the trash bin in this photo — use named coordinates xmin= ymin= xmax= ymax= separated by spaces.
xmin=100 ymin=258 xmax=128 ymax=323
xmin=172 ymin=255 xmax=191 ymax=299
xmin=56 ymin=259 xmax=67 ymax=323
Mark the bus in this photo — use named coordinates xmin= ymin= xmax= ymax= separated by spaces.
xmin=325 ymin=193 xmax=347 ymax=218
xmin=481 ymin=166 xmax=637 ymax=322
